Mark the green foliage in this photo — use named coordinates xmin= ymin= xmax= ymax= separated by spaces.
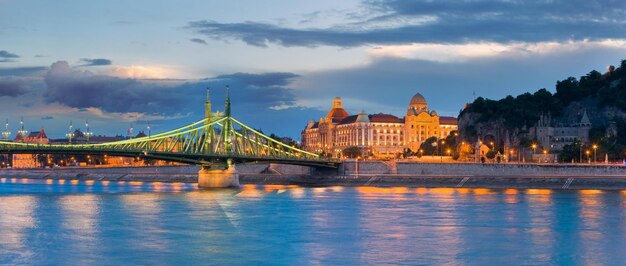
xmin=342 ymin=146 xmax=362 ymax=158
xmin=464 ymin=59 xmax=626 ymax=126
xmin=463 ymin=88 xmax=563 ymax=129
xmin=419 ymin=136 xmax=438 ymax=155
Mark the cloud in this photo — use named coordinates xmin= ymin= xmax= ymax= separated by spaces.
xmin=103 ymin=65 xmax=177 ymax=79
xmin=43 ymin=61 xmax=192 ymax=115
xmin=0 ymin=50 xmax=19 ymax=62
xmin=0 ymin=79 xmax=29 ymax=97
xmin=189 ymin=38 xmax=208 ymax=45
xmin=188 ymin=0 xmax=626 ymax=48
xmin=209 ymin=72 xmax=301 ymax=110
xmin=0 ymin=66 xmax=47 ymax=76
xmin=41 ymin=61 xmax=306 ymax=123
xmin=368 ymin=39 xmax=626 ymax=62
xmin=79 ymin=58 xmax=112 ymax=66
xmin=41 ymin=116 xmax=53 ymax=120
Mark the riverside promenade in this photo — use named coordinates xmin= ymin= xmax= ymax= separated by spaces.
xmin=2 ymin=162 xmax=626 ymax=190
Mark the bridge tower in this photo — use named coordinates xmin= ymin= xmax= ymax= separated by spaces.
xmin=198 ymin=85 xmax=239 ymax=188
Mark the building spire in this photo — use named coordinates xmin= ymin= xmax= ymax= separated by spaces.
xmin=225 ymin=85 xmax=231 ymax=117
xmin=205 ymin=87 xmax=212 ymax=122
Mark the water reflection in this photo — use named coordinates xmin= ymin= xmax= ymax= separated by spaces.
xmin=0 ymin=196 xmax=36 ymax=262
xmin=0 ymin=181 xmax=625 ymax=265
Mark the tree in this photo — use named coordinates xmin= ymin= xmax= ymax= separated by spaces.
xmin=419 ymin=136 xmax=438 ymax=155
xmin=342 ymin=146 xmax=362 ymax=158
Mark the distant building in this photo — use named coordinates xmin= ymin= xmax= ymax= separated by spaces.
xmin=301 ymin=94 xmax=458 ymax=158
xmin=13 ymin=129 xmax=49 ymax=168
xmin=534 ymin=110 xmax=591 ymax=151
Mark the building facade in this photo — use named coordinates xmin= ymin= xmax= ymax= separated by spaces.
xmin=301 ymin=94 xmax=458 ymax=158
xmin=12 ymin=129 xmax=49 ymax=168
xmin=534 ymin=111 xmax=591 ymax=151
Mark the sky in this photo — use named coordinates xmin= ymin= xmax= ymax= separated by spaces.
xmin=1 ymin=0 xmax=626 ymax=139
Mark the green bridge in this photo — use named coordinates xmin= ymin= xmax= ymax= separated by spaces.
xmin=0 ymin=88 xmax=338 ymax=187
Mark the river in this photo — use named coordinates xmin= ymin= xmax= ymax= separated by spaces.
xmin=0 ymin=178 xmax=624 ymax=265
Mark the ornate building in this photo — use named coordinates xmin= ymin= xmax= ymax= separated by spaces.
xmin=534 ymin=110 xmax=591 ymax=151
xmin=13 ymin=129 xmax=49 ymax=168
xmin=302 ymin=94 xmax=458 ymax=158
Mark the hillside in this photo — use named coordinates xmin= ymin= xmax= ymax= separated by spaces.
xmin=458 ymin=59 xmax=626 ymax=161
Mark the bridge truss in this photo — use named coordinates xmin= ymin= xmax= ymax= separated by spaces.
xmin=0 ymin=90 xmax=337 ymax=168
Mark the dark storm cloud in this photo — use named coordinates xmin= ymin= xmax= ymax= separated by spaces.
xmin=79 ymin=58 xmax=112 ymax=66
xmin=0 ymin=79 xmax=29 ymax=97
xmin=189 ymin=38 xmax=208 ymax=45
xmin=42 ymin=61 xmax=303 ymax=119
xmin=209 ymin=72 xmax=300 ymax=109
xmin=0 ymin=50 xmax=20 ymax=62
xmin=43 ymin=61 xmax=190 ymax=115
xmin=189 ymin=0 xmax=626 ymax=47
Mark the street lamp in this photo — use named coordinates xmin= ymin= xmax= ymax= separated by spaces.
xmin=66 ymin=121 xmax=74 ymax=144
xmin=85 ymin=120 xmax=93 ymax=143
xmin=17 ymin=117 xmax=28 ymax=142
xmin=592 ymin=144 xmax=598 ymax=164
xmin=2 ymin=119 xmax=10 ymax=140
xmin=531 ymin=144 xmax=537 ymax=163
xmin=585 ymin=150 xmax=591 ymax=164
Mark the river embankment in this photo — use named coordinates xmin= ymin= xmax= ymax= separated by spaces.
xmin=1 ymin=162 xmax=626 ymax=190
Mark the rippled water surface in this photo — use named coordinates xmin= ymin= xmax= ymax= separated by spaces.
xmin=0 ymin=178 xmax=625 ymax=265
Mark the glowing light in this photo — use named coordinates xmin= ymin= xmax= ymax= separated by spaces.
xmin=526 ymin=189 xmax=552 ymax=195
xmin=579 ymin=190 xmax=603 ymax=195
xmin=504 ymin=189 xmax=519 ymax=195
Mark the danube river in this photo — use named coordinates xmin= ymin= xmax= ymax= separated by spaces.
xmin=1 ymin=178 xmax=625 ymax=265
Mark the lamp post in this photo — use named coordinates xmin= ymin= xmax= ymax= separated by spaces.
xmin=531 ymin=144 xmax=537 ymax=163
xmin=440 ymin=139 xmax=446 ymax=162
xmin=585 ymin=150 xmax=591 ymax=164
xmin=542 ymin=149 xmax=548 ymax=163
xmin=85 ymin=120 xmax=93 ymax=144
xmin=17 ymin=117 xmax=28 ymax=142
xmin=66 ymin=121 xmax=74 ymax=144
xmin=2 ymin=119 xmax=10 ymax=140
xmin=592 ymin=144 xmax=598 ymax=164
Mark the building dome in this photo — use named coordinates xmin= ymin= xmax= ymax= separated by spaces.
xmin=325 ymin=97 xmax=350 ymax=121
xmin=409 ymin=93 xmax=427 ymax=106
xmin=407 ymin=92 xmax=429 ymax=116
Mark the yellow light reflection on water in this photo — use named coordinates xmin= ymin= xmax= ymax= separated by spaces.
xmin=430 ymin=188 xmax=455 ymax=195
xmin=70 ymin=180 xmax=79 ymax=185
xmin=45 ymin=179 xmax=53 ymax=185
xmin=58 ymin=179 xmax=66 ymax=184
xmin=10 ymin=178 xmax=16 ymax=183
xmin=471 ymin=188 xmax=495 ymax=195
xmin=129 ymin=181 xmax=143 ymax=186
xmin=0 ymin=196 xmax=36 ymax=250
xmin=85 ymin=180 xmax=94 ymax=186
xmin=415 ymin=187 xmax=428 ymax=194
xmin=101 ymin=181 xmax=110 ymax=186
xmin=526 ymin=189 xmax=552 ymax=195
xmin=20 ymin=178 xmax=28 ymax=183
xmin=0 ymin=177 xmax=5 ymax=183
xmin=579 ymin=189 xmax=603 ymax=195
xmin=455 ymin=188 xmax=471 ymax=194
xmin=504 ymin=189 xmax=519 ymax=195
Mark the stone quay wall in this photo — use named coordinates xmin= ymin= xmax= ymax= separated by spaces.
xmin=342 ymin=161 xmax=626 ymax=177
